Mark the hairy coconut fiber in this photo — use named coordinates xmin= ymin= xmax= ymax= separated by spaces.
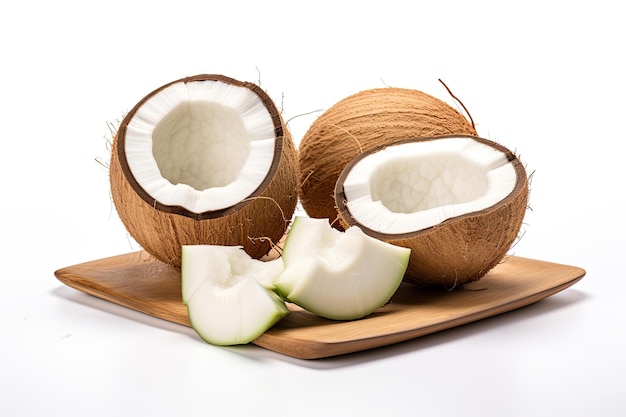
xmin=298 ymin=87 xmax=477 ymax=228
xmin=335 ymin=136 xmax=529 ymax=288
xmin=109 ymin=74 xmax=298 ymax=267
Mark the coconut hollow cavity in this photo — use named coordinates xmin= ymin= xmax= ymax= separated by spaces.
xmin=118 ymin=74 xmax=282 ymax=219
xmin=110 ymin=74 xmax=298 ymax=267
xmin=335 ymin=135 xmax=529 ymax=288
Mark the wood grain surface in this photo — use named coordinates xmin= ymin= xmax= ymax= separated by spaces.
xmin=54 ymin=252 xmax=585 ymax=359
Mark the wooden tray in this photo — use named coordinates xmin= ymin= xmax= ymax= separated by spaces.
xmin=54 ymin=252 xmax=585 ymax=359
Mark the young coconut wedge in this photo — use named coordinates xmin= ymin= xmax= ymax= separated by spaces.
xmin=298 ymin=87 xmax=477 ymax=227
xmin=274 ymin=216 xmax=411 ymax=320
xmin=109 ymin=74 xmax=298 ymax=267
xmin=334 ymin=135 xmax=529 ymax=288
xmin=181 ymin=245 xmax=288 ymax=346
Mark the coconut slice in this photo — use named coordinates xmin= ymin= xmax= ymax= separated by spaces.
xmin=181 ymin=245 xmax=288 ymax=346
xmin=109 ymin=75 xmax=298 ymax=267
xmin=335 ymin=135 xmax=529 ymax=288
xmin=275 ymin=216 xmax=410 ymax=320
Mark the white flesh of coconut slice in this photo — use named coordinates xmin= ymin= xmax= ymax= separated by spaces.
xmin=124 ymin=79 xmax=276 ymax=213
xmin=340 ymin=136 xmax=518 ymax=234
xmin=181 ymin=245 xmax=288 ymax=346
xmin=275 ymin=217 xmax=411 ymax=320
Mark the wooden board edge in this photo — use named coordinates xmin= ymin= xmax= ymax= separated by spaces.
xmin=253 ymin=270 xmax=585 ymax=359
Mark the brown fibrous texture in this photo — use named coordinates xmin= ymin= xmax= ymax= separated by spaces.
xmin=335 ymin=136 xmax=529 ymax=288
xmin=298 ymin=87 xmax=478 ymax=227
xmin=109 ymin=75 xmax=298 ymax=268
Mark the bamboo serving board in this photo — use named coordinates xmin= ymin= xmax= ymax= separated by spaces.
xmin=54 ymin=252 xmax=585 ymax=359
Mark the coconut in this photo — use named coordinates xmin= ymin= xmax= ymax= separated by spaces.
xmin=334 ymin=135 xmax=529 ymax=288
xmin=298 ymin=87 xmax=477 ymax=227
xmin=109 ymin=74 xmax=298 ymax=267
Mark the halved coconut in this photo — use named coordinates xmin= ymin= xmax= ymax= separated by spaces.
xmin=109 ymin=74 xmax=298 ymax=267
xmin=298 ymin=87 xmax=477 ymax=227
xmin=335 ymin=135 xmax=529 ymax=288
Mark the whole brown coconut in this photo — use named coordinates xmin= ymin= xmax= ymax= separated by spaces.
xmin=335 ymin=135 xmax=529 ymax=288
xmin=298 ymin=87 xmax=477 ymax=227
xmin=109 ymin=74 xmax=298 ymax=267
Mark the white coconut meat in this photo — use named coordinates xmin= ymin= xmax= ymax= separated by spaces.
xmin=123 ymin=79 xmax=277 ymax=213
xmin=275 ymin=216 xmax=410 ymax=320
xmin=181 ymin=245 xmax=288 ymax=346
xmin=340 ymin=136 xmax=519 ymax=235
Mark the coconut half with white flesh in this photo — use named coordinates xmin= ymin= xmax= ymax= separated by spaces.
xmin=335 ymin=135 xmax=529 ymax=288
xmin=109 ymin=74 xmax=298 ymax=267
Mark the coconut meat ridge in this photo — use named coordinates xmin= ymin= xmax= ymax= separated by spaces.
xmin=341 ymin=137 xmax=518 ymax=235
xmin=124 ymin=79 xmax=276 ymax=213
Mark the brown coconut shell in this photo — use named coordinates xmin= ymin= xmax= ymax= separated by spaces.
xmin=109 ymin=74 xmax=298 ymax=267
xmin=335 ymin=135 xmax=529 ymax=288
xmin=298 ymin=87 xmax=478 ymax=228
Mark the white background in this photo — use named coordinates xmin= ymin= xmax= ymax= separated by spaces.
xmin=2 ymin=1 xmax=624 ymax=416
